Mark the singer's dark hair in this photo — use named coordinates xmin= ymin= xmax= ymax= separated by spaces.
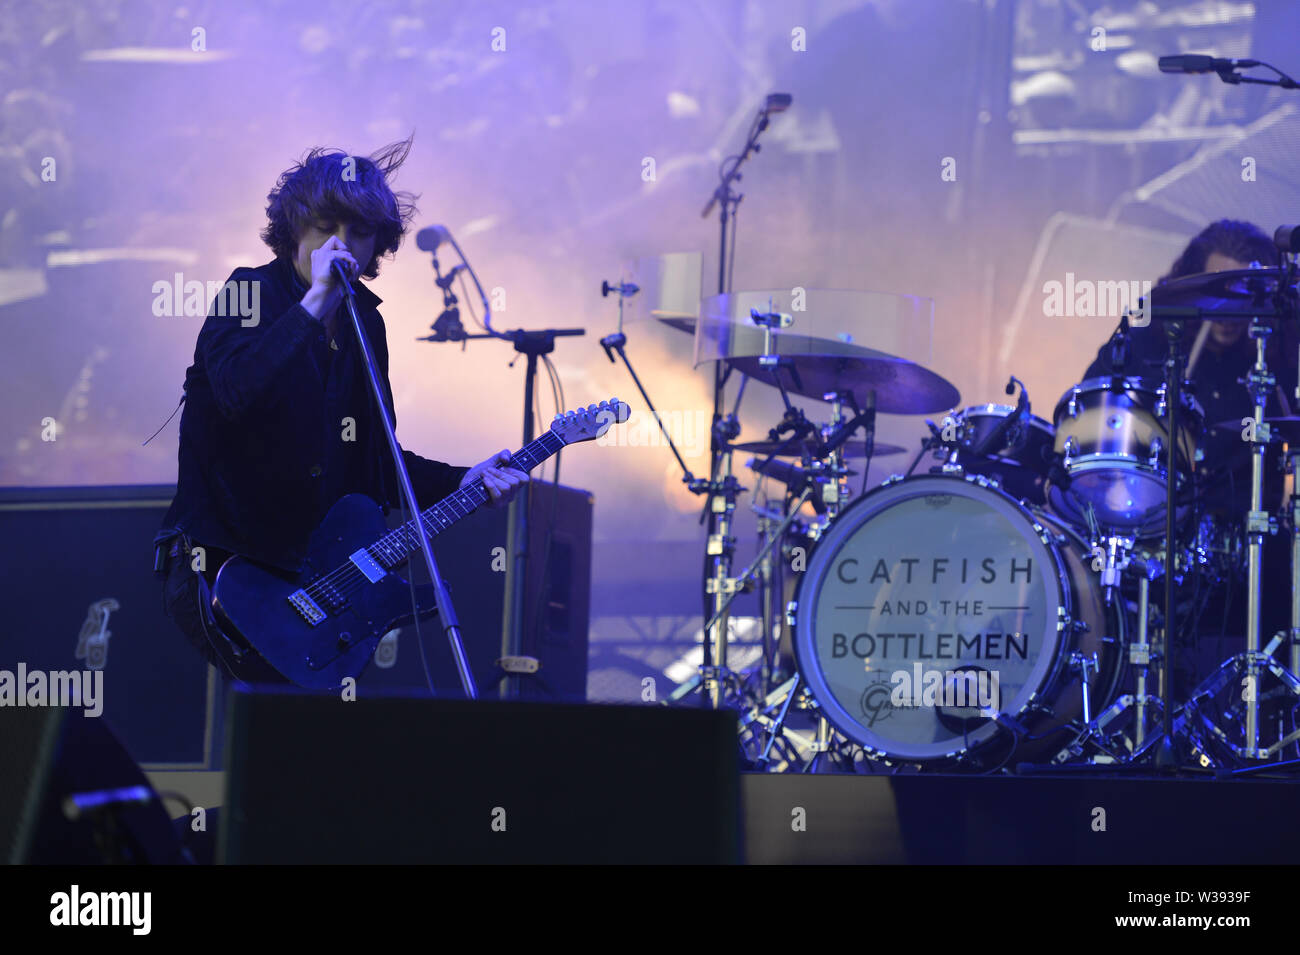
xmin=1160 ymin=218 xmax=1277 ymax=284
xmin=260 ymin=135 xmax=419 ymax=278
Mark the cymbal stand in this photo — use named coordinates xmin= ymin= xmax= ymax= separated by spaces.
xmin=1289 ymin=443 xmax=1300 ymax=680
xmin=1242 ymin=316 xmax=1277 ymax=757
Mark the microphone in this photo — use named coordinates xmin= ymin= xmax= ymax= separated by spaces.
xmin=1158 ymin=54 xmax=1258 ymax=75
xmin=600 ymin=332 xmax=626 ymax=363
xmin=1110 ymin=314 xmax=1131 ymax=372
xmin=416 ymin=224 xmax=452 ymax=252
xmin=330 ymin=257 xmax=356 ymax=293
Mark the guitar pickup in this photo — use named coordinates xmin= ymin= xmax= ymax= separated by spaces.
xmin=288 ymin=590 xmax=327 ymax=625
xmin=349 ymin=549 xmax=386 ymax=583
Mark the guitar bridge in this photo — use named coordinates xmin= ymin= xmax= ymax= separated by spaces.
xmin=288 ymin=589 xmax=327 ymax=626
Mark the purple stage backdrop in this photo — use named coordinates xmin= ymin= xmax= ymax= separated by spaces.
xmin=3 ymin=0 xmax=1298 ymax=700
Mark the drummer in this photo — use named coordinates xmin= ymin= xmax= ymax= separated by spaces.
xmin=1079 ymin=219 xmax=1298 ymax=669
xmin=1082 ymin=219 xmax=1296 ymax=496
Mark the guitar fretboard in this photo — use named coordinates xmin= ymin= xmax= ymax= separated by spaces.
xmin=366 ymin=429 xmax=566 ymax=568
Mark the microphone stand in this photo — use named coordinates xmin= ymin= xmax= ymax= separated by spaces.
xmin=693 ymin=100 xmax=783 ymax=709
xmin=499 ymin=325 xmax=585 ymax=700
xmin=331 ymin=260 xmax=478 ymax=699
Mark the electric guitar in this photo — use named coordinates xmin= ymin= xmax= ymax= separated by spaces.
xmin=210 ymin=398 xmax=631 ymax=689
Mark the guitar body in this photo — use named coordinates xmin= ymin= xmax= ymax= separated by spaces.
xmin=207 ymin=398 xmax=630 ymax=689
xmin=211 ymin=494 xmax=438 ymax=690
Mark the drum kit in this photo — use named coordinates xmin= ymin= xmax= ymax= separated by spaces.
xmin=624 ymin=260 xmax=1300 ymax=774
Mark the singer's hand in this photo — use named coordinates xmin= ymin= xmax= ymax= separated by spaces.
xmin=302 ymin=237 xmax=360 ymax=320
xmin=311 ymin=236 xmax=359 ymax=288
xmin=461 ymin=449 xmax=529 ymax=508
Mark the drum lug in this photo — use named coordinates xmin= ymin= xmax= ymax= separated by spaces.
xmin=1062 ymin=435 xmax=1078 ymax=463
xmin=1067 ymin=387 xmax=1080 ymax=418
xmin=785 ymin=600 xmax=798 ymax=628
xmin=1155 ymin=381 xmax=1167 ymax=418
xmin=1148 ymin=436 xmax=1163 ymax=466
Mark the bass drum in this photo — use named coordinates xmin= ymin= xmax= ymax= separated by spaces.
xmin=790 ymin=473 xmax=1125 ymax=768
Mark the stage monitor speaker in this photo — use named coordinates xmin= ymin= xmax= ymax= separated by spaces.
xmin=361 ymin=480 xmax=592 ymax=701
xmin=0 ymin=484 xmax=219 ymax=769
xmin=219 ymin=687 xmax=740 ymax=864
xmin=0 ymin=707 xmax=188 ymax=864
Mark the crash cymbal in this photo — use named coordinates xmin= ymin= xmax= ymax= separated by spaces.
xmin=725 ymin=351 xmax=961 ymax=415
xmin=650 ymin=309 xmax=697 ymax=334
xmin=731 ymin=438 xmax=906 ymax=459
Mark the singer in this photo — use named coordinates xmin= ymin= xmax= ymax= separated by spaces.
xmin=153 ymin=136 xmax=527 ymax=682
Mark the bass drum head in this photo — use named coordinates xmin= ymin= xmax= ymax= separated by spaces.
xmin=791 ymin=474 xmax=1076 ymax=764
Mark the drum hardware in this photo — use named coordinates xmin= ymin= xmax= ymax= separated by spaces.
xmin=1142 ymin=254 xmax=1300 ymax=767
xmin=1069 ymin=651 xmax=1099 ymax=723
xmin=1242 ymin=318 xmax=1279 ymax=757
xmin=694 ymin=97 xmax=791 ymax=711
xmin=694 ymin=486 xmax=815 ymax=695
xmin=738 ymin=672 xmax=858 ymax=772
xmin=600 ymin=308 xmax=756 ymax=709
xmin=1289 ymin=443 xmax=1300 ymax=677
xmin=1178 ymin=646 xmax=1300 ymax=764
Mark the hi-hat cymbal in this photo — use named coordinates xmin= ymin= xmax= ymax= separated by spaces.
xmin=725 ymin=351 xmax=960 ymax=415
xmin=1211 ymin=416 xmax=1300 ymax=444
xmin=731 ymin=438 xmax=906 ymax=459
xmin=1150 ymin=268 xmax=1300 ymax=318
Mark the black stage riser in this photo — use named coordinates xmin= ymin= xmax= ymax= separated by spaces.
xmin=742 ymin=773 xmax=1300 ymax=864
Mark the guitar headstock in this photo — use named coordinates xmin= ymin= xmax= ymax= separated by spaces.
xmin=551 ymin=398 xmax=632 ymax=445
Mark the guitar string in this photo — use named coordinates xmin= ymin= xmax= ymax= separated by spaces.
xmin=297 ymin=431 xmax=563 ymax=607
xmin=303 ymin=473 xmax=497 ymax=602
xmin=307 ymin=431 xmax=563 ymax=600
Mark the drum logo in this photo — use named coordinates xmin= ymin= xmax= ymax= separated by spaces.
xmin=922 ymin=494 xmax=952 ymax=509
xmin=859 ymin=675 xmax=897 ymax=726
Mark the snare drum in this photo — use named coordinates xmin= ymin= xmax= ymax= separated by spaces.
xmin=788 ymin=473 xmax=1124 ymax=767
xmin=1048 ymin=377 xmax=1203 ymax=536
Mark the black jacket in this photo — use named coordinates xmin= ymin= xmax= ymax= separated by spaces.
xmin=159 ymin=255 xmax=468 ymax=572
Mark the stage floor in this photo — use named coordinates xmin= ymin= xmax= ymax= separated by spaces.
xmin=741 ymin=769 xmax=1300 ymax=864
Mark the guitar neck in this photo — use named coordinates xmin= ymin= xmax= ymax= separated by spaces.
xmin=366 ymin=429 xmax=567 ymax=569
